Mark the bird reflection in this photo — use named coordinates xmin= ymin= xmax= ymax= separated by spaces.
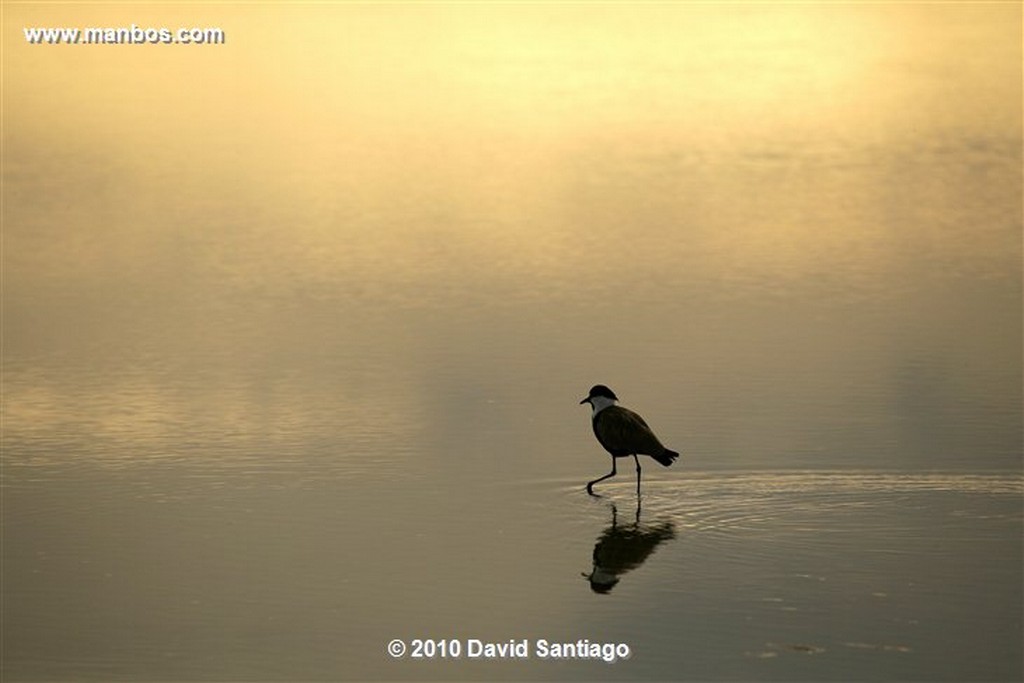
xmin=585 ymin=501 xmax=676 ymax=594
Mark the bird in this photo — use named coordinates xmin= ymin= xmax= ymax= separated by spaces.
xmin=580 ymin=385 xmax=679 ymax=495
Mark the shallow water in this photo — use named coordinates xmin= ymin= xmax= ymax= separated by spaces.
xmin=4 ymin=466 xmax=1021 ymax=681
xmin=3 ymin=3 xmax=1022 ymax=681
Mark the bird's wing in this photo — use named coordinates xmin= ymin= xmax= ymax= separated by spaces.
xmin=596 ymin=406 xmax=665 ymax=455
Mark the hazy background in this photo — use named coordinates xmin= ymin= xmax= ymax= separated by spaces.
xmin=3 ymin=3 xmax=1021 ymax=681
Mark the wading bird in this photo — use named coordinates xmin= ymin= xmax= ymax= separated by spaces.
xmin=580 ymin=385 xmax=679 ymax=495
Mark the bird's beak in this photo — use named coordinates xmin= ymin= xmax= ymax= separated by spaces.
xmin=579 ymin=397 xmax=590 ymax=405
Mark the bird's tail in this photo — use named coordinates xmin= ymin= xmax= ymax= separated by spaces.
xmin=652 ymin=449 xmax=679 ymax=467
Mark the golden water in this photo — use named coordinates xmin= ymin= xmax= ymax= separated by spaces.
xmin=3 ymin=3 xmax=1021 ymax=680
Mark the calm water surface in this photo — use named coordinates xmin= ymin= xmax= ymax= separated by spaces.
xmin=3 ymin=3 xmax=1021 ymax=681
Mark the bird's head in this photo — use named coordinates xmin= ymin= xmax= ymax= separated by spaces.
xmin=582 ymin=568 xmax=620 ymax=594
xmin=580 ymin=385 xmax=618 ymax=406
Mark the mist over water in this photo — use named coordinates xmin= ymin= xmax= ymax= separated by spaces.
xmin=3 ymin=3 xmax=1021 ymax=681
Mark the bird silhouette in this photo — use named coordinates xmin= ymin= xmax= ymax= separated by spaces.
xmin=585 ymin=501 xmax=676 ymax=593
xmin=580 ymin=385 xmax=680 ymax=495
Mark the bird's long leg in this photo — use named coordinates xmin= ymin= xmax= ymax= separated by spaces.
xmin=586 ymin=457 xmax=617 ymax=495
xmin=633 ymin=454 xmax=642 ymax=496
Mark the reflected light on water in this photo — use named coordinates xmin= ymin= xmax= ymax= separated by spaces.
xmin=3 ymin=3 xmax=1021 ymax=680
xmin=6 ymin=3 xmax=1017 ymax=302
